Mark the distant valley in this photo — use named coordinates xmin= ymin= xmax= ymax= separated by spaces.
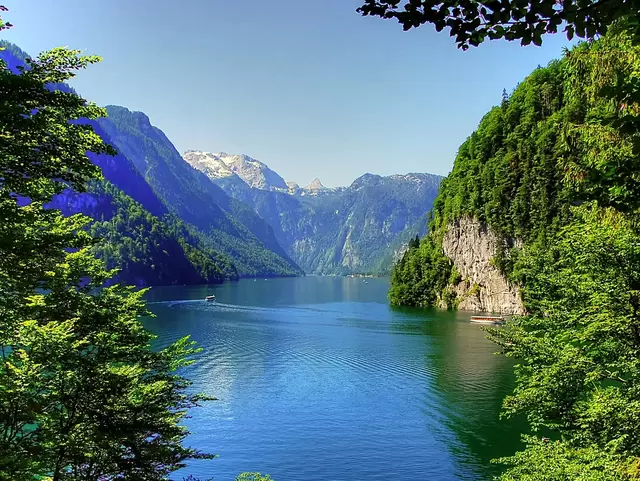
xmin=184 ymin=151 xmax=442 ymax=275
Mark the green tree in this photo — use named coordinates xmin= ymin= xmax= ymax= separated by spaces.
xmin=561 ymin=23 xmax=640 ymax=212
xmin=357 ymin=0 xmax=640 ymax=49
xmin=0 ymin=10 xmax=213 ymax=480
xmin=486 ymin=206 xmax=640 ymax=479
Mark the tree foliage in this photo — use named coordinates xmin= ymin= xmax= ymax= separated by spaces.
xmin=0 ymin=14 xmax=214 ymax=480
xmin=357 ymin=0 xmax=640 ymax=49
xmin=486 ymin=206 xmax=640 ymax=479
xmin=389 ymin=234 xmax=454 ymax=307
xmin=390 ymin=21 xmax=640 ymax=478
xmin=561 ymin=24 xmax=640 ymax=212
xmin=390 ymin=23 xmax=640 ymax=307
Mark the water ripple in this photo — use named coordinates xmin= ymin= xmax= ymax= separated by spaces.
xmin=144 ymin=279 xmax=520 ymax=481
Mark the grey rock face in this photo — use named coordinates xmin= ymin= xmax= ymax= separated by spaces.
xmin=183 ymin=151 xmax=288 ymax=191
xmin=441 ymin=217 xmax=524 ymax=314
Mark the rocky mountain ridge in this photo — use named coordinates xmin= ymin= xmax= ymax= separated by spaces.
xmin=183 ymin=150 xmax=344 ymax=196
xmin=184 ymin=150 xmax=442 ymax=275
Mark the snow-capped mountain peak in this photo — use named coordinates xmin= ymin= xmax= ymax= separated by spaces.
xmin=305 ymin=178 xmax=326 ymax=191
xmin=183 ymin=150 xmax=235 ymax=179
xmin=184 ymin=150 xmax=287 ymax=191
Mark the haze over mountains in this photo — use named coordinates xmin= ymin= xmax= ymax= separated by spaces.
xmin=1 ymin=42 xmax=442 ymax=285
xmin=184 ymin=150 xmax=442 ymax=274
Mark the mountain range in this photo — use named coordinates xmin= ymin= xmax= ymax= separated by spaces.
xmin=1 ymin=42 xmax=442 ymax=285
xmin=184 ymin=150 xmax=441 ymax=274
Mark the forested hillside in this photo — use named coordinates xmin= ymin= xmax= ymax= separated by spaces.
xmin=51 ymin=182 xmax=237 ymax=286
xmin=389 ymin=21 xmax=640 ymax=479
xmin=390 ymin=31 xmax=616 ymax=307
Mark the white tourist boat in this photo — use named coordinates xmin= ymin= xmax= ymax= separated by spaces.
xmin=470 ymin=315 xmax=505 ymax=325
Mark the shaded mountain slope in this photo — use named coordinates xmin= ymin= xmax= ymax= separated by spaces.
xmin=99 ymin=106 xmax=301 ymax=277
xmin=185 ymin=151 xmax=442 ymax=275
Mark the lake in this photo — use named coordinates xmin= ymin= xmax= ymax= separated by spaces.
xmin=144 ymin=277 xmax=523 ymax=481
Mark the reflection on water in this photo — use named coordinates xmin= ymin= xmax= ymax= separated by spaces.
xmin=390 ymin=307 xmax=525 ymax=478
xmin=144 ymin=277 xmax=522 ymax=480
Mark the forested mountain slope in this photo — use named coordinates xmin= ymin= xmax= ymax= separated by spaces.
xmin=0 ymin=42 xmax=299 ymax=283
xmin=390 ymin=59 xmax=572 ymax=311
xmin=98 ymin=106 xmax=301 ymax=277
xmin=389 ymin=30 xmax=631 ymax=312
xmin=185 ymin=151 xmax=442 ymax=275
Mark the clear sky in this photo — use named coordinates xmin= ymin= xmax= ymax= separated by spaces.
xmin=2 ymin=0 xmax=573 ymax=187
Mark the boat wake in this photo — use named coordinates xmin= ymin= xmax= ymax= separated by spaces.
xmin=147 ymin=299 xmax=385 ymax=325
xmin=147 ymin=299 xmax=277 ymax=314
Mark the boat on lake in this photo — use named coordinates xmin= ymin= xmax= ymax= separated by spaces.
xmin=470 ymin=315 xmax=505 ymax=325
xmin=205 ymin=295 xmax=216 ymax=302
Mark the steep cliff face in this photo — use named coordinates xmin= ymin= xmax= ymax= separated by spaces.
xmin=389 ymin=55 xmax=575 ymax=313
xmin=440 ymin=218 xmax=524 ymax=314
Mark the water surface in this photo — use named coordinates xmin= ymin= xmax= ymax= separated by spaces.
xmin=145 ymin=277 xmax=522 ymax=481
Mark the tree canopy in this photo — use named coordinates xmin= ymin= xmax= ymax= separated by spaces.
xmin=357 ymin=0 xmax=640 ymax=48
xmin=0 ymin=7 xmax=215 ymax=479
xmin=487 ymin=206 xmax=640 ymax=479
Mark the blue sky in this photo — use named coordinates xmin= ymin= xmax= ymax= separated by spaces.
xmin=2 ymin=0 xmax=573 ymax=187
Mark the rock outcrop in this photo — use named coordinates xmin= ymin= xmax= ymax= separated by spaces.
xmin=441 ymin=217 xmax=524 ymax=314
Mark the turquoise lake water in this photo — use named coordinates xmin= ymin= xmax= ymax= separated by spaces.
xmin=144 ymin=276 xmax=523 ymax=481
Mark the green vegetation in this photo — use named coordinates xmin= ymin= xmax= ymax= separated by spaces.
xmin=0 ymin=17 xmax=215 ymax=480
xmin=489 ymin=24 xmax=640 ymax=480
xmin=487 ymin=206 xmax=640 ymax=479
xmin=87 ymin=181 xmax=238 ymax=285
xmin=389 ymin=234 xmax=453 ymax=307
xmin=357 ymin=0 xmax=640 ymax=49
xmin=389 ymin=52 xmax=572 ymax=306
xmin=391 ymin=19 xmax=640 ymax=479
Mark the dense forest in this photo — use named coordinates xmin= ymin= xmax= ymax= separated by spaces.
xmin=86 ymin=181 xmax=237 ymax=285
xmin=391 ymin=21 xmax=640 ymax=479
xmin=390 ymin=23 xmax=636 ymax=307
